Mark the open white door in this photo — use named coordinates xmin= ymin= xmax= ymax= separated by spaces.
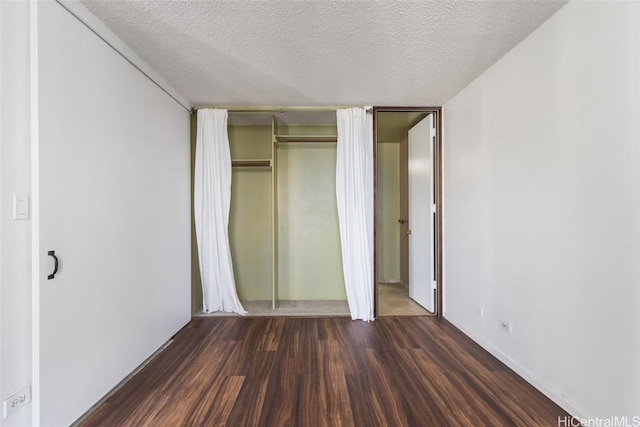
xmin=407 ymin=114 xmax=436 ymax=312
xmin=32 ymin=3 xmax=190 ymax=425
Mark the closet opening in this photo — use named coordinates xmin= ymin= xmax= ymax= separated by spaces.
xmin=373 ymin=107 xmax=443 ymax=318
xmin=191 ymin=108 xmax=351 ymax=316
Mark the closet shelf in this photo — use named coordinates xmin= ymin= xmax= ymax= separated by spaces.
xmin=275 ymin=134 xmax=337 ymax=143
xmin=232 ymin=159 xmax=272 ymax=168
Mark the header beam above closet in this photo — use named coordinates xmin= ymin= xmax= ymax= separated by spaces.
xmin=191 ymin=106 xmax=373 ymax=114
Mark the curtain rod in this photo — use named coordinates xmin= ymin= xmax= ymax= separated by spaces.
xmin=191 ymin=106 xmax=373 ymax=114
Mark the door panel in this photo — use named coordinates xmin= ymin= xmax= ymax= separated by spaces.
xmin=34 ymin=3 xmax=190 ymax=425
xmin=408 ymin=114 xmax=435 ymax=312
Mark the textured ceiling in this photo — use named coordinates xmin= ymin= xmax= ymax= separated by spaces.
xmin=80 ymin=0 xmax=567 ymax=107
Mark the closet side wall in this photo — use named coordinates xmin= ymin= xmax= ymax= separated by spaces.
xmin=190 ymin=114 xmax=202 ymax=313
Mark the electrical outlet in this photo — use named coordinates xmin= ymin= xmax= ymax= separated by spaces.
xmin=2 ymin=385 xmax=31 ymax=418
xmin=475 ymin=305 xmax=484 ymax=317
xmin=12 ymin=195 xmax=30 ymax=220
xmin=500 ymin=319 xmax=512 ymax=334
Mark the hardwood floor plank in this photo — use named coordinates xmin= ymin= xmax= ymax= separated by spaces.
xmin=226 ymin=377 xmax=269 ymax=426
xmin=362 ymin=348 xmax=409 ymax=425
xmin=196 ymin=375 xmax=245 ymax=427
xmin=442 ymin=371 xmax=513 ymax=427
xmin=256 ymin=357 xmax=299 ymax=426
xmin=391 ymin=347 xmax=458 ymax=425
xmin=344 ymin=373 xmax=387 ymax=427
xmin=81 ymin=317 xmax=572 ymax=427
xmin=410 ymin=349 xmax=506 ymax=427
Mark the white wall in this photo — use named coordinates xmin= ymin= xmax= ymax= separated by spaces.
xmin=1 ymin=1 xmax=33 ymax=426
xmin=443 ymin=1 xmax=640 ymax=419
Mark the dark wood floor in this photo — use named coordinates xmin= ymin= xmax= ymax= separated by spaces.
xmin=82 ymin=317 xmax=570 ymax=427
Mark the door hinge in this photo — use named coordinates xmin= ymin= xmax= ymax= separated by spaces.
xmin=431 ymin=204 xmax=436 ymax=213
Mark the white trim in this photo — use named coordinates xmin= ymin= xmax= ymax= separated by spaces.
xmin=444 ymin=313 xmax=591 ymax=421
xmin=29 ymin=1 xmax=40 ymax=425
xmin=56 ymin=0 xmax=192 ymax=112
xmin=0 ymin=3 xmax=4 ymax=423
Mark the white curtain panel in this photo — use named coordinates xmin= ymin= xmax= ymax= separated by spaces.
xmin=194 ymin=109 xmax=247 ymax=314
xmin=336 ymin=107 xmax=374 ymax=321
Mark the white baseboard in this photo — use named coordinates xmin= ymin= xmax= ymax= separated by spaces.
xmin=444 ymin=314 xmax=591 ymax=421
xmin=70 ymin=339 xmax=173 ymax=426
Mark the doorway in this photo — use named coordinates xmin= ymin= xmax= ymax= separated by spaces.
xmin=374 ymin=107 xmax=442 ymax=317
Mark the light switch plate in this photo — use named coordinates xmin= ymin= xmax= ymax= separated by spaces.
xmin=12 ymin=196 xmax=29 ymax=220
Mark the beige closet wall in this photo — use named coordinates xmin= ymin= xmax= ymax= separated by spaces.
xmin=277 ymin=125 xmax=346 ymax=300
xmin=228 ymin=126 xmax=274 ymax=300
xmin=377 ymin=141 xmax=401 ymax=281
xmin=191 ymin=121 xmax=346 ymax=311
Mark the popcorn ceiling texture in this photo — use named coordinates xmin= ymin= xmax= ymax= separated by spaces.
xmin=80 ymin=0 xmax=567 ymax=107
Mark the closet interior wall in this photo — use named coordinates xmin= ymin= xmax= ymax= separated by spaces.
xmin=229 ymin=125 xmax=274 ymax=302
xmin=275 ymin=124 xmax=346 ymax=302
xmin=190 ymin=114 xmax=203 ymax=313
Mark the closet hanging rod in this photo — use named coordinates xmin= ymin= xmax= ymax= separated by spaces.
xmin=232 ymin=160 xmax=272 ymax=168
xmin=276 ymin=135 xmax=337 ymax=143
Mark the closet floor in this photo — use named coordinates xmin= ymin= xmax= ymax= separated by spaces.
xmin=377 ymin=282 xmax=433 ymax=316
xmin=194 ymin=285 xmax=432 ymax=318
xmin=195 ymin=299 xmax=350 ymax=317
